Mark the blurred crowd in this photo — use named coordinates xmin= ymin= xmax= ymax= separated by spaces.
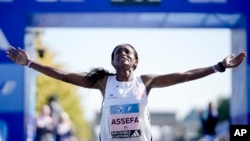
xmin=34 ymin=95 xmax=78 ymax=141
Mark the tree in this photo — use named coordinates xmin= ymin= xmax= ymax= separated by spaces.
xmin=33 ymin=29 xmax=92 ymax=140
xmin=217 ymin=97 xmax=230 ymax=122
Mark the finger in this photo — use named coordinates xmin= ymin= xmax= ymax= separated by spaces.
xmin=6 ymin=54 xmax=15 ymax=62
xmin=5 ymin=50 xmax=10 ymax=54
xmin=240 ymin=52 xmax=247 ymax=57
xmin=18 ymin=52 xmax=23 ymax=56
xmin=228 ymin=54 xmax=234 ymax=60
xmin=7 ymin=46 xmax=16 ymax=51
xmin=18 ymin=47 xmax=26 ymax=54
xmin=228 ymin=54 xmax=235 ymax=63
xmin=5 ymin=46 xmax=14 ymax=51
xmin=7 ymin=53 xmax=16 ymax=60
xmin=8 ymin=47 xmax=18 ymax=55
xmin=240 ymin=51 xmax=247 ymax=55
xmin=236 ymin=53 xmax=246 ymax=60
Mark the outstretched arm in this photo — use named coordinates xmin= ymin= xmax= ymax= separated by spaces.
xmin=142 ymin=52 xmax=247 ymax=91
xmin=5 ymin=46 xmax=92 ymax=88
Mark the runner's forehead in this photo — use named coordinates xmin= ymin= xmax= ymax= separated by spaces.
xmin=114 ymin=45 xmax=133 ymax=53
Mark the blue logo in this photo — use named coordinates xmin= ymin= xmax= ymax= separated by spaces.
xmin=110 ymin=104 xmax=139 ymax=115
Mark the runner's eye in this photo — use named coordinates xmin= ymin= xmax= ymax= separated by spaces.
xmin=115 ymin=50 xmax=122 ymax=55
xmin=125 ymin=50 xmax=130 ymax=54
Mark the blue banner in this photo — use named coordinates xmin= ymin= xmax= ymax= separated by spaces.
xmin=0 ymin=0 xmax=248 ymax=13
xmin=0 ymin=64 xmax=24 ymax=112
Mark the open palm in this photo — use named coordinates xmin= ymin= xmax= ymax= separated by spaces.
xmin=5 ymin=46 xmax=30 ymax=66
xmin=223 ymin=52 xmax=247 ymax=68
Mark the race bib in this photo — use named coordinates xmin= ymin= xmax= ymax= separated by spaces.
xmin=109 ymin=103 xmax=141 ymax=138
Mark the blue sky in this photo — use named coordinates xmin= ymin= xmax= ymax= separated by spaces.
xmin=40 ymin=27 xmax=231 ymax=121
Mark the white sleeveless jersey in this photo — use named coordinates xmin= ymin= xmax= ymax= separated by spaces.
xmin=99 ymin=75 xmax=152 ymax=141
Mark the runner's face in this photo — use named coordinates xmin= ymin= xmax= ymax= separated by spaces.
xmin=112 ymin=45 xmax=138 ymax=70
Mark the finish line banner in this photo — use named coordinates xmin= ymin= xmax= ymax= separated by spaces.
xmin=230 ymin=125 xmax=250 ymax=141
xmin=0 ymin=0 xmax=247 ymax=13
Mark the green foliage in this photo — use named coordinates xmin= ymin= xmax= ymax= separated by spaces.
xmin=217 ymin=97 xmax=230 ymax=122
xmin=34 ymin=29 xmax=92 ymax=140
